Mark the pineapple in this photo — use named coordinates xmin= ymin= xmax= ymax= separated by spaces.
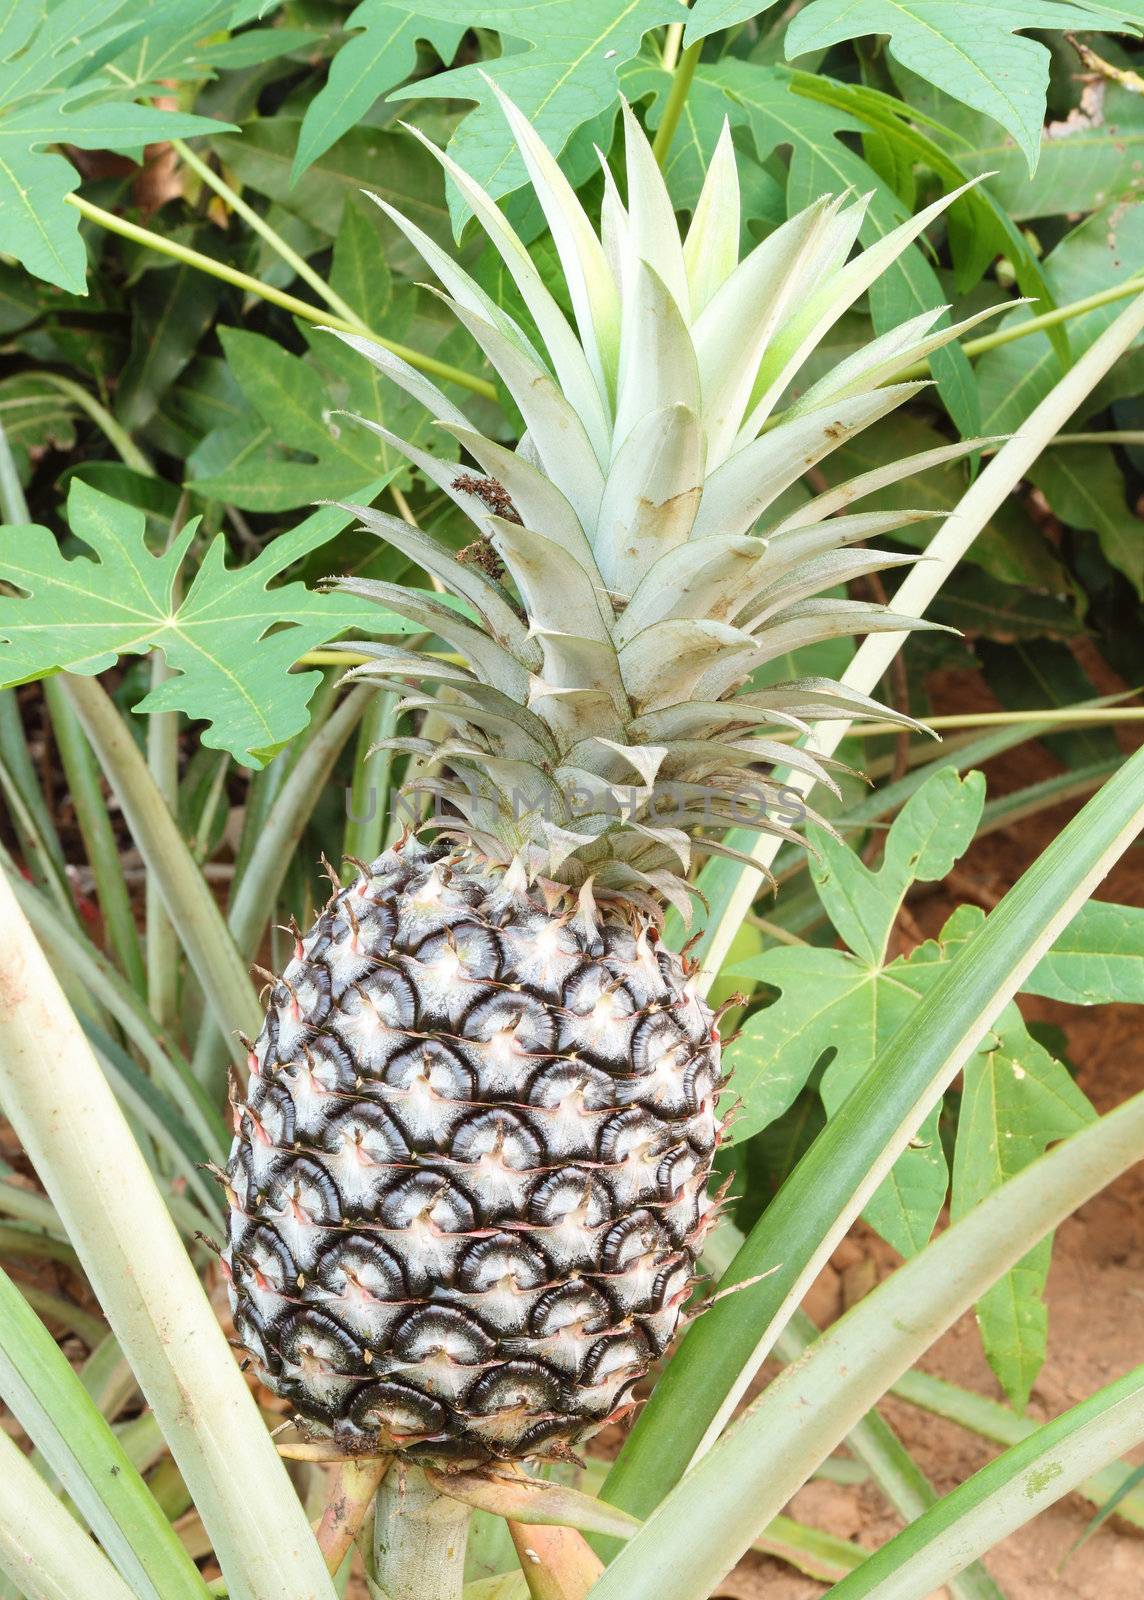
xmin=223 ymin=94 xmax=993 ymax=1464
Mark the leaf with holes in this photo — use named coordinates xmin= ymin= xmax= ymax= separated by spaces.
xmin=724 ymin=769 xmax=985 ymax=1255
xmin=810 ymin=767 xmax=986 ymax=965
xmin=186 ymin=319 xmax=459 ymax=513
xmin=106 ymin=0 xmax=316 ymax=88
xmin=948 ymin=911 xmax=1095 ymax=1409
xmin=292 ymin=1 xmax=467 ymax=183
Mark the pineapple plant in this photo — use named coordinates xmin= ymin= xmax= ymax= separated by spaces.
xmin=222 ymin=92 xmax=997 ymax=1466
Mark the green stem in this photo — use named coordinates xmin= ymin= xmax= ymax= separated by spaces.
xmin=342 ymin=690 xmax=398 ymax=865
xmin=754 ymin=1515 xmax=867 ymax=1582
xmin=61 ymin=673 xmax=262 ymax=1072
xmin=0 ymin=1426 xmax=141 ymax=1600
xmin=3 ymin=855 xmax=226 ymax=1160
xmin=0 ymin=1164 xmax=63 ymax=1235
xmin=186 ymin=751 xmax=230 ymax=863
xmin=146 ymin=660 xmax=180 ymax=1028
xmin=0 ymin=1222 xmax=79 ymax=1269
xmin=228 ymin=666 xmax=343 ymax=910
xmin=227 ymin=684 xmax=372 ymax=962
xmin=372 ymin=1467 xmax=471 ymax=1600
xmin=661 ymin=20 xmax=685 ymax=70
xmin=0 ymin=699 xmax=53 ymax=892
xmin=976 ymin=759 xmax=1119 ymax=838
xmin=1043 ymin=429 xmax=1144 ymax=445
xmin=146 ymin=499 xmax=189 ymax=1027
xmin=0 ymin=780 xmax=80 ymax=959
xmin=187 ymin=678 xmax=369 ymax=1089
xmin=227 ymin=767 xmax=286 ymax=915
xmin=0 ymin=460 xmax=114 ymax=1006
xmin=8 ymin=1281 xmax=108 ymax=1348
xmin=24 ymin=372 xmax=152 ymax=475
xmin=896 ymin=273 xmax=1144 ymax=379
xmin=652 ymin=40 xmax=703 ymax=167
xmin=66 ymin=193 xmax=496 ymax=401
xmin=79 ymin=1331 xmax=139 ymax=1424
xmin=0 ymin=424 xmax=69 ymax=895
xmin=172 ymin=138 xmax=367 ymax=333
xmin=86 ymin=1022 xmax=224 ymax=1225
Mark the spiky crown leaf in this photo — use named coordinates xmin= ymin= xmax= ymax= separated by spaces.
xmin=326 ymin=92 xmax=1000 ymax=910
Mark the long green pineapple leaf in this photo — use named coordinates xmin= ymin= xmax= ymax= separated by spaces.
xmin=0 ymin=1426 xmax=137 ymax=1600
xmin=0 ymin=1267 xmax=212 ymax=1600
xmin=0 ymin=869 xmax=337 ymax=1600
xmin=694 ymin=282 xmax=1144 ymax=986
xmin=825 ymin=1367 xmax=1144 ymax=1600
xmin=596 ymin=1079 xmax=1144 ymax=1599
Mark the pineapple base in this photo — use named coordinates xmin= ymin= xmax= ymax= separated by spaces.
xmin=223 ymin=838 xmax=725 ymax=1465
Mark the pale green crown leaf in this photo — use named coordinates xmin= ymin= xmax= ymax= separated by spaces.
xmin=327 ymin=93 xmax=1004 ymax=897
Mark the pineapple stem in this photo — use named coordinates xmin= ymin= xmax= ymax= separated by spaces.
xmin=371 ymin=1464 xmax=473 ymax=1600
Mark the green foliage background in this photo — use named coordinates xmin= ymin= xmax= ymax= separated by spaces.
xmin=2 ymin=0 xmax=1144 ymax=1448
xmin=6 ymin=0 xmax=1144 ymax=748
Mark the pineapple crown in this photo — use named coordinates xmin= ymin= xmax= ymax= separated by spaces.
xmin=325 ymin=88 xmax=1000 ymax=915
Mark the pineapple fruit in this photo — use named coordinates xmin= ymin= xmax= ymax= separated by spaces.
xmin=223 ymin=94 xmax=991 ymax=1464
